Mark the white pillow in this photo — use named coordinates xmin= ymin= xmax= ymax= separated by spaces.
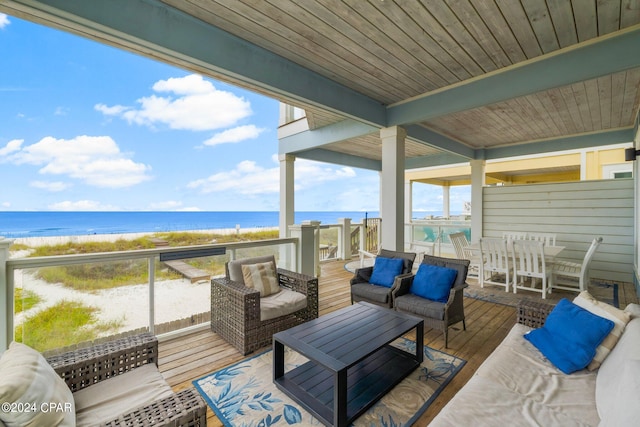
xmin=0 ymin=342 xmax=75 ymax=426
xmin=242 ymin=261 xmax=280 ymax=297
xmin=573 ymin=290 xmax=631 ymax=370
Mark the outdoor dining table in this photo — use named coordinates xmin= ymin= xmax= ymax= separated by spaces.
xmin=466 ymin=241 xmax=565 ymax=260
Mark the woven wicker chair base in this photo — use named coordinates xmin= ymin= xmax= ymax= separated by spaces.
xmin=211 ymin=268 xmax=319 ymax=355
xmin=46 ymin=333 xmax=207 ymax=427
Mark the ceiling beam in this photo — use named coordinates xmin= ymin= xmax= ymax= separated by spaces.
xmin=406 ymin=125 xmax=474 ymax=159
xmin=279 ymin=120 xmax=377 ymax=154
xmin=406 ymin=153 xmax=470 ymax=169
xmin=484 ymin=128 xmax=635 ymax=160
xmin=294 ymin=148 xmax=381 ymax=171
xmin=0 ymin=0 xmax=387 ymax=126
xmin=387 ymin=25 xmax=640 ymax=126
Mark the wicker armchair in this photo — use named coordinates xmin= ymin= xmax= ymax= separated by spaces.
xmin=46 ymin=333 xmax=206 ymax=427
xmin=211 ymin=255 xmax=319 ymax=355
xmin=350 ymin=249 xmax=416 ymax=308
xmin=393 ymin=255 xmax=470 ymax=347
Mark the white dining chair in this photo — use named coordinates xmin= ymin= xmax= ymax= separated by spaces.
xmin=528 ymin=232 xmax=557 ymax=246
xmin=502 ymin=232 xmax=528 ymax=243
xmin=550 ymin=237 xmax=603 ymax=293
xmin=511 ymin=239 xmax=551 ymax=299
xmin=479 ymin=237 xmax=512 ymax=292
xmin=449 ymin=232 xmax=481 ymax=278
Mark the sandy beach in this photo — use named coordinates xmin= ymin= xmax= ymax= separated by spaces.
xmin=9 ymin=228 xmax=274 ymax=337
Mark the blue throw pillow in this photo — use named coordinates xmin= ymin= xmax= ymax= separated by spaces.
xmin=409 ymin=264 xmax=458 ymax=303
xmin=369 ymin=257 xmax=404 ymax=288
xmin=524 ymin=298 xmax=614 ymax=374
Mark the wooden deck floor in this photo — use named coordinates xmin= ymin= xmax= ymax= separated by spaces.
xmin=158 ymin=260 xmax=638 ymax=426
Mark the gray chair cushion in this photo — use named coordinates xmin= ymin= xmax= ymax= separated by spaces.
xmin=351 ymin=282 xmax=391 ymax=304
xmin=227 ymin=255 xmax=277 ymax=285
xmin=395 ymin=294 xmax=446 ymax=320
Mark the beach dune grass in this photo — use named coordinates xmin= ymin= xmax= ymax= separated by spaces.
xmin=14 ymin=288 xmax=41 ymax=313
xmin=15 ymin=299 xmax=122 ymax=352
xmin=35 ymin=260 xmax=182 ymax=291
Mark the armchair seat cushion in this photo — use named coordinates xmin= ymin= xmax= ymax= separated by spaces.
xmin=260 ymin=288 xmax=307 ymax=321
xmin=395 ymin=294 xmax=446 ymax=320
xmin=350 ymin=283 xmax=391 ymax=305
xmin=74 ymin=363 xmax=174 ymax=426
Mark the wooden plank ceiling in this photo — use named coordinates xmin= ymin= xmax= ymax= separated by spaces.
xmin=158 ymin=0 xmax=640 ymax=162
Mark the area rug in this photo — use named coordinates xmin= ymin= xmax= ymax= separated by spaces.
xmin=193 ymin=338 xmax=465 ymax=426
xmin=464 ymin=281 xmax=619 ymax=308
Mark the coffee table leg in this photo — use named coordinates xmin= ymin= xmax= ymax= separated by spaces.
xmin=334 ymin=369 xmax=347 ymax=427
xmin=416 ymin=321 xmax=424 ymax=364
xmin=273 ymin=340 xmax=284 ymax=381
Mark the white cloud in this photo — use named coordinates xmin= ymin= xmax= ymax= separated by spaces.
xmin=187 ymin=157 xmax=358 ymax=196
xmin=54 ymin=106 xmax=69 ymax=116
xmin=95 ymin=74 xmax=252 ymax=131
xmin=0 ymin=139 xmax=23 ymax=157
xmin=48 ymin=200 xmax=119 ymax=211
xmin=30 ymin=180 xmax=71 ymax=192
xmin=148 ymin=200 xmax=183 ymax=210
xmin=0 ymin=14 xmax=10 ymax=29
xmin=5 ymin=135 xmax=152 ymax=188
xmin=1 ymin=202 xmax=11 ymax=208
xmin=203 ymin=125 xmax=266 ymax=146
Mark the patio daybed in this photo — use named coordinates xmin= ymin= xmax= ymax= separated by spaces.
xmin=0 ymin=333 xmax=206 ymax=426
xmin=430 ymin=293 xmax=640 ymax=427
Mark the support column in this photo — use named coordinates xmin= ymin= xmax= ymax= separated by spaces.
xmin=279 ymin=154 xmax=295 ymax=238
xmin=380 ymin=126 xmax=406 ymax=251
xmin=338 ymin=218 xmax=352 ymax=260
xmin=405 ymin=180 xmax=413 ymax=223
xmin=443 ymin=182 xmax=451 ymax=218
xmin=288 ymin=223 xmax=317 ymax=277
xmin=1 ymin=238 xmax=13 ymax=351
xmin=470 ymin=160 xmax=486 ymax=243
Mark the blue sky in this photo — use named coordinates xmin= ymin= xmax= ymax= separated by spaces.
xmin=0 ymin=14 xmax=468 ymax=214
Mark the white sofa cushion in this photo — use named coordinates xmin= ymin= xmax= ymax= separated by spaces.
xmin=573 ymin=291 xmax=631 ymax=370
xmin=430 ymin=323 xmax=600 ymax=427
xmin=73 ymin=363 xmax=173 ymax=426
xmin=259 ymin=288 xmax=307 ymax=321
xmin=596 ymin=317 xmax=640 ymax=425
xmin=0 ymin=342 xmax=75 ymax=427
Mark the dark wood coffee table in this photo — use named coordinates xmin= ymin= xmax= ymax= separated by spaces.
xmin=273 ymin=302 xmax=424 ymax=427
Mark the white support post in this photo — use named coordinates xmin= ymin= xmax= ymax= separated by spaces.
xmin=405 ymin=180 xmax=413 ymax=223
xmin=443 ymin=182 xmax=451 ymax=218
xmin=470 ymin=160 xmax=486 ymax=243
xmin=289 ymin=223 xmax=318 ymax=277
xmin=279 ymin=154 xmax=296 ymax=269
xmin=338 ymin=218 xmax=352 ymax=260
xmin=1 ymin=238 xmax=13 ymax=351
xmin=379 ymin=126 xmax=406 ymax=251
xmin=279 ymin=154 xmax=295 ymax=238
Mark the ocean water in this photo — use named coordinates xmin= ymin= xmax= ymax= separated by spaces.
xmin=0 ymin=211 xmax=398 ymax=238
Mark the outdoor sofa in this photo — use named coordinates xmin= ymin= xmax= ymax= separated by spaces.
xmin=0 ymin=333 xmax=206 ymax=426
xmin=430 ymin=293 xmax=640 ymax=426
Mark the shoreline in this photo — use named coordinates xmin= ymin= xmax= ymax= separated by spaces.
xmin=9 ymin=226 xmax=279 ymax=247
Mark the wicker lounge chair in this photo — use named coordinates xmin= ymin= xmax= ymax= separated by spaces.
xmin=45 ymin=333 xmax=206 ymax=426
xmin=211 ymin=255 xmax=318 ymax=355
xmin=393 ymin=255 xmax=470 ymax=347
xmin=350 ymin=249 xmax=416 ymax=308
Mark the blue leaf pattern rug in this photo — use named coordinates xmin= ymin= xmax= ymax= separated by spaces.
xmin=193 ymin=338 xmax=465 ymax=426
